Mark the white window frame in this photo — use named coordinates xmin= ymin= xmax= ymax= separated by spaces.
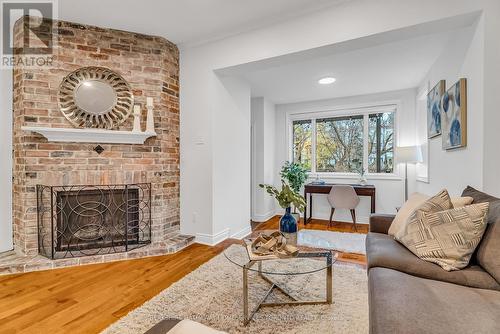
xmin=286 ymin=102 xmax=401 ymax=180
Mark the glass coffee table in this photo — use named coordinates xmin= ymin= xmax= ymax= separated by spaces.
xmin=224 ymin=231 xmax=336 ymax=325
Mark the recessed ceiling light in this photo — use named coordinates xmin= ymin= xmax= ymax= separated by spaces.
xmin=318 ymin=77 xmax=336 ymax=85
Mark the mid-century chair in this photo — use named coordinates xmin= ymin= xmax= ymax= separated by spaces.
xmin=327 ymin=185 xmax=360 ymax=231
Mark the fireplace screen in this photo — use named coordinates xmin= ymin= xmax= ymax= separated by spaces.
xmin=37 ymin=183 xmax=151 ymax=259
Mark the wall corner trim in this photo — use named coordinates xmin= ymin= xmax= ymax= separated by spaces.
xmin=251 ymin=210 xmax=276 ymax=223
xmin=231 ymin=226 xmax=252 ymax=240
xmin=195 ymin=229 xmax=230 ymax=246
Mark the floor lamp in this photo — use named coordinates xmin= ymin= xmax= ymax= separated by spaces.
xmin=396 ymin=145 xmax=423 ymax=202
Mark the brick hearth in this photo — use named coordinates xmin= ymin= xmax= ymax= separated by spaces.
xmin=5 ymin=16 xmax=193 ymax=271
xmin=0 ymin=234 xmax=194 ymax=275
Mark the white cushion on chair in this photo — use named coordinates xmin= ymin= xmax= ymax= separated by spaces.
xmin=327 ymin=185 xmax=360 ymax=209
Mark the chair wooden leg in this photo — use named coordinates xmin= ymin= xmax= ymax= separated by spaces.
xmin=350 ymin=209 xmax=357 ymax=232
xmin=329 ymin=208 xmax=335 ymax=227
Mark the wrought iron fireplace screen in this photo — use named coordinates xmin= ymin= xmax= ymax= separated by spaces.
xmin=37 ymin=183 xmax=151 ymax=259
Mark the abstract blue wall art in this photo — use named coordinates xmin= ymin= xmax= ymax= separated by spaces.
xmin=427 ymin=80 xmax=445 ymax=138
xmin=442 ymin=78 xmax=467 ymax=150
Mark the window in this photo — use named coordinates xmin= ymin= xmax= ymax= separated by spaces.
xmin=292 ymin=120 xmax=312 ymax=171
xmin=316 ymin=116 xmax=364 ymax=172
xmin=368 ymin=112 xmax=394 ymax=173
xmin=291 ymin=109 xmax=395 ymax=174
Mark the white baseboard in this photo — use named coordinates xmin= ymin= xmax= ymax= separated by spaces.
xmin=231 ymin=225 xmax=252 ymax=240
xmin=195 ymin=225 xmax=252 ymax=246
xmin=195 ymin=228 xmax=230 ymax=246
xmin=252 ymin=210 xmax=276 ymax=222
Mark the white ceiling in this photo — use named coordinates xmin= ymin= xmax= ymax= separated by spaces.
xmin=239 ymin=30 xmax=461 ymax=104
xmin=58 ymin=0 xmax=346 ymax=46
xmin=58 ymin=1 xmax=476 ymax=105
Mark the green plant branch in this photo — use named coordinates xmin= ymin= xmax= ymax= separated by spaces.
xmin=259 ymin=180 xmax=306 ymax=212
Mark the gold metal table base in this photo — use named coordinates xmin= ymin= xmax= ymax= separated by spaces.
xmin=242 ymin=254 xmax=333 ymax=326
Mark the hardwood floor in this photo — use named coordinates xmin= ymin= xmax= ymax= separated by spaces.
xmin=253 ymin=215 xmax=369 ymax=234
xmin=0 ymin=217 xmax=366 ymax=334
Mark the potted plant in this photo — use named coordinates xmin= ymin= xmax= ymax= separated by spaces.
xmin=280 ymin=161 xmax=308 ymax=221
xmin=259 ymin=180 xmax=306 ymax=238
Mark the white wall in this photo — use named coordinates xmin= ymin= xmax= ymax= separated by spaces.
xmin=180 ymin=0 xmax=498 ymax=243
xmin=0 ymin=69 xmax=13 ymax=252
xmin=274 ymin=89 xmax=416 ymax=223
xmin=251 ymin=97 xmax=276 ymax=222
xmin=212 ymin=76 xmax=252 ymax=241
xmin=481 ymin=1 xmax=500 ymax=197
xmin=415 ymin=21 xmax=484 ymax=197
xmin=415 ymin=5 xmax=500 ymax=198
xmin=179 ymin=62 xmax=214 ymax=239
xmin=180 ymin=69 xmax=253 ymax=245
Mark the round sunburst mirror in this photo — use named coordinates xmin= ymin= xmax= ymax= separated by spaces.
xmin=58 ymin=67 xmax=134 ymax=129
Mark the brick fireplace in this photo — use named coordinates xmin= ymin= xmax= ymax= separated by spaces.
xmin=1 ymin=16 xmax=192 ymax=273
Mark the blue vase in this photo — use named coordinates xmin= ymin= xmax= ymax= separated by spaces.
xmin=280 ymin=207 xmax=297 ymax=233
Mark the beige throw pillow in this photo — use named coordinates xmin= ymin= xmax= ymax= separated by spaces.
xmin=388 ymin=192 xmax=430 ymax=236
xmin=394 ymin=189 xmax=453 ymax=240
xmin=396 ymin=202 xmax=489 ymax=271
xmin=451 ymin=196 xmax=474 ymax=208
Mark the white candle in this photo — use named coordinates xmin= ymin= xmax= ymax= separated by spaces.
xmin=146 ymin=101 xmax=155 ymax=133
xmin=132 ymin=104 xmax=141 ymax=132
xmin=146 ymin=97 xmax=153 ymax=107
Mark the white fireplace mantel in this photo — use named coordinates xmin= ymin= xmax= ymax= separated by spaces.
xmin=21 ymin=126 xmax=157 ymax=144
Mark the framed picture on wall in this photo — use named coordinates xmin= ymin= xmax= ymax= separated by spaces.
xmin=427 ymin=80 xmax=445 ymax=138
xmin=442 ymin=78 xmax=467 ymax=150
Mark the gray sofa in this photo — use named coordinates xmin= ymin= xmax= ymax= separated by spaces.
xmin=366 ymin=187 xmax=500 ymax=334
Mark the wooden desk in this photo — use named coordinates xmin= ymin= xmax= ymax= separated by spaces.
xmin=303 ymin=183 xmax=376 ymax=224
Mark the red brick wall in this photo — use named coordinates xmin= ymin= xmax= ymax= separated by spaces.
xmin=13 ymin=17 xmax=180 ymax=255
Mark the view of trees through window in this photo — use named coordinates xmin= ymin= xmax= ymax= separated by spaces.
xmin=368 ymin=112 xmax=394 ymax=173
xmin=316 ymin=116 xmax=363 ymax=172
xmin=292 ymin=120 xmax=312 ymax=170
xmin=292 ymin=111 xmax=395 ymax=174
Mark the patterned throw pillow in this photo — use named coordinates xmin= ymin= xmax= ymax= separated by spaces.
xmin=396 ymin=203 xmax=490 ymax=271
xmin=394 ymin=189 xmax=453 ymax=240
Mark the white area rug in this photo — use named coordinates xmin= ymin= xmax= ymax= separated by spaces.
xmin=298 ymin=230 xmax=367 ymax=255
xmin=102 ymin=245 xmax=368 ymax=334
